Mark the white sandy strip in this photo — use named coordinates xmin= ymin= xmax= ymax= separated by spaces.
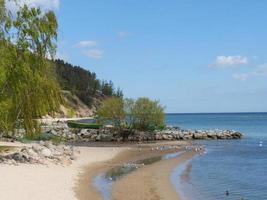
xmin=0 ymin=144 xmax=122 ymax=200
xmin=39 ymin=117 xmax=93 ymax=124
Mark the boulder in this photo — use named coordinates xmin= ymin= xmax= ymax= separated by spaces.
xmin=40 ymin=148 xmax=52 ymax=157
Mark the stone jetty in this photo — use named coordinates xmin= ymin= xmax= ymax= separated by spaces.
xmin=42 ymin=122 xmax=243 ymax=142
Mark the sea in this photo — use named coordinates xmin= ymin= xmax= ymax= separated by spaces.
xmin=166 ymin=113 xmax=267 ymax=200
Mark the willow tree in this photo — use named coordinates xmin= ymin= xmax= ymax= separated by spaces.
xmin=0 ymin=2 xmax=62 ymax=137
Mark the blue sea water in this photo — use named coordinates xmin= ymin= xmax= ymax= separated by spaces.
xmin=166 ymin=113 xmax=267 ymax=200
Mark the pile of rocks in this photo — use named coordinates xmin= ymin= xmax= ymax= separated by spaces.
xmin=45 ymin=124 xmax=243 ymax=142
xmin=0 ymin=141 xmax=75 ymax=165
xmin=155 ymin=128 xmax=243 ymax=140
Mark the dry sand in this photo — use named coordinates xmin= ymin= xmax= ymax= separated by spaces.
xmin=0 ymin=142 xmax=122 ymax=200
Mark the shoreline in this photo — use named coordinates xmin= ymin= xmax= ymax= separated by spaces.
xmin=0 ymin=142 xmax=122 ymax=200
xmin=112 ymin=150 xmax=197 ymax=200
xmin=75 ymin=141 xmax=195 ymax=200
xmin=0 ymin=140 xmax=198 ymax=200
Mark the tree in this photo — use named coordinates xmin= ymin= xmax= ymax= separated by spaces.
xmin=123 ymin=98 xmax=135 ymax=128
xmin=0 ymin=4 xmax=62 ymax=137
xmin=115 ymin=87 xmax=123 ymax=98
xmin=97 ymin=97 xmax=125 ymax=127
xmin=131 ymin=97 xmax=165 ymax=131
xmin=54 ymin=59 xmax=121 ymax=107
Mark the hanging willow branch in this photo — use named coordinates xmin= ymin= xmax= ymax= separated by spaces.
xmin=0 ymin=3 xmax=62 ymax=136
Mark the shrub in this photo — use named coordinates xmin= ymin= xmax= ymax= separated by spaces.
xmin=128 ymin=97 xmax=165 ymax=131
xmin=96 ymin=97 xmax=165 ymax=132
xmin=97 ymin=97 xmax=125 ymax=127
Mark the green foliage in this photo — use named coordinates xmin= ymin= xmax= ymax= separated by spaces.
xmin=67 ymin=121 xmax=102 ymax=129
xmin=0 ymin=4 xmax=62 ymax=137
xmin=67 ymin=108 xmax=76 ymax=118
xmin=97 ymin=97 xmax=165 ymax=131
xmin=20 ymin=132 xmax=65 ymax=145
xmin=54 ymin=59 xmax=123 ymax=107
xmin=97 ymin=97 xmax=125 ymax=127
xmin=123 ymin=98 xmax=135 ymax=128
xmin=130 ymin=97 xmax=165 ymax=131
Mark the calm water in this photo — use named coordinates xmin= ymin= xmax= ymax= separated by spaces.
xmin=166 ymin=113 xmax=267 ymax=200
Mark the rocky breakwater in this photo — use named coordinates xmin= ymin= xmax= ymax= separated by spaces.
xmin=0 ymin=141 xmax=76 ymax=165
xmin=154 ymin=127 xmax=243 ymax=140
xmin=46 ymin=124 xmax=243 ymax=142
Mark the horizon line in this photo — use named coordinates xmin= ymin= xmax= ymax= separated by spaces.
xmin=166 ymin=112 xmax=267 ymax=114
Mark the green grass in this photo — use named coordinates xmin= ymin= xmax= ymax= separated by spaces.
xmin=67 ymin=121 xmax=103 ymax=129
xmin=19 ymin=132 xmax=66 ymax=145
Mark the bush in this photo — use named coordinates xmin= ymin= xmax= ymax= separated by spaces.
xmin=97 ymin=97 xmax=125 ymax=127
xmin=96 ymin=97 xmax=165 ymax=132
xmin=131 ymin=98 xmax=165 ymax=131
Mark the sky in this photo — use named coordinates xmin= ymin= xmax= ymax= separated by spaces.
xmin=7 ymin=0 xmax=267 ymax=113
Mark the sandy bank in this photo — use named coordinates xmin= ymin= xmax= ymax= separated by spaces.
xmin=76 ymin=141 xmax=191 ymax=200
xmin=39 ymin=117 xmax=93 ymax=124
xmin=0 ymin=143 xmax=122 ymax=200
xmin=112 ymin=150 xmax=196 ymax=200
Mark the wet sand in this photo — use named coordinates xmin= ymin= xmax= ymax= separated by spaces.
xmin=112 ymin=150 xmax=196 ymax=200
xmin=75 ymin=141 xmax=195 ymax=200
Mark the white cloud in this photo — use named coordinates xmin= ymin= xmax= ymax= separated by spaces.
xmin=83 ymin=49 xmax=103 ymax=59
xmin=211 ymin=55 xmax=248 ymax=68
xmin=75 ymin=40 xmax=97 ymax=48
xmin=6 ymin=0 xmax=60 ymax=13
xmin=233 ymin=64 xmax=267 ymax=81
xmin=118 ymin=31 xmax=132 ymax=38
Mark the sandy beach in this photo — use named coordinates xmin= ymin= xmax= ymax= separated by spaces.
xmin=0 ymin=140 xmax=195 ymax=200
xmin=112 ymin=150 xmax=196 ymax=200
xmin=0 ymin=142 xmax=122 ymax=200
xmin=76 ymin=141 xmax=193 ymax=200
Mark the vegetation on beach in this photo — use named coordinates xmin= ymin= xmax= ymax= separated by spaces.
xmin=0 ymin=2 xmax=62 ymax=137
xmin=96 ymin=97 xmax=125 ymax=127
xmin=0 ymin=1 xmax=122 ymax=138
xmin=97 ymin=97 xmax=165 ymax=131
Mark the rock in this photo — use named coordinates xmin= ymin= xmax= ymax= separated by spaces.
xmin=70 ymin=155 xmax=76 ymax=160
xmin=40 ymin=148 xmax=52 ymax=157
xmin=99 ymin=134 xmax=113 ymax=142
xmin=10 ymin=152 xmax=30 ymax=163
xmin=44 ymin=141 xmax=53 ymax=149
xmin=32 ymin=144 xmax=43 ymax=152
xmin=95 ymin=135 xmax=101 ymax=141
xmin=50 ymin=129 xmax=57 ymax=136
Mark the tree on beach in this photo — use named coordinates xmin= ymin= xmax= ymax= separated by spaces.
xmin=131 ymin=97 xmax=165 ymax=131
xmin=0 ymin=2 xmax=62 ymax=137
xmin=97 ymin=97 xmax=165 ymax=131
xmin=97 ymin=97 xmax=125 ymax=127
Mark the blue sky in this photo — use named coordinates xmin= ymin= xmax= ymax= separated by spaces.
xmin=10 ymin=0 xmax=267 ymax=113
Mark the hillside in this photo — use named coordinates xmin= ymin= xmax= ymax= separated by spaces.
xmin=53 ymin=59 xmax=123 ymax=117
